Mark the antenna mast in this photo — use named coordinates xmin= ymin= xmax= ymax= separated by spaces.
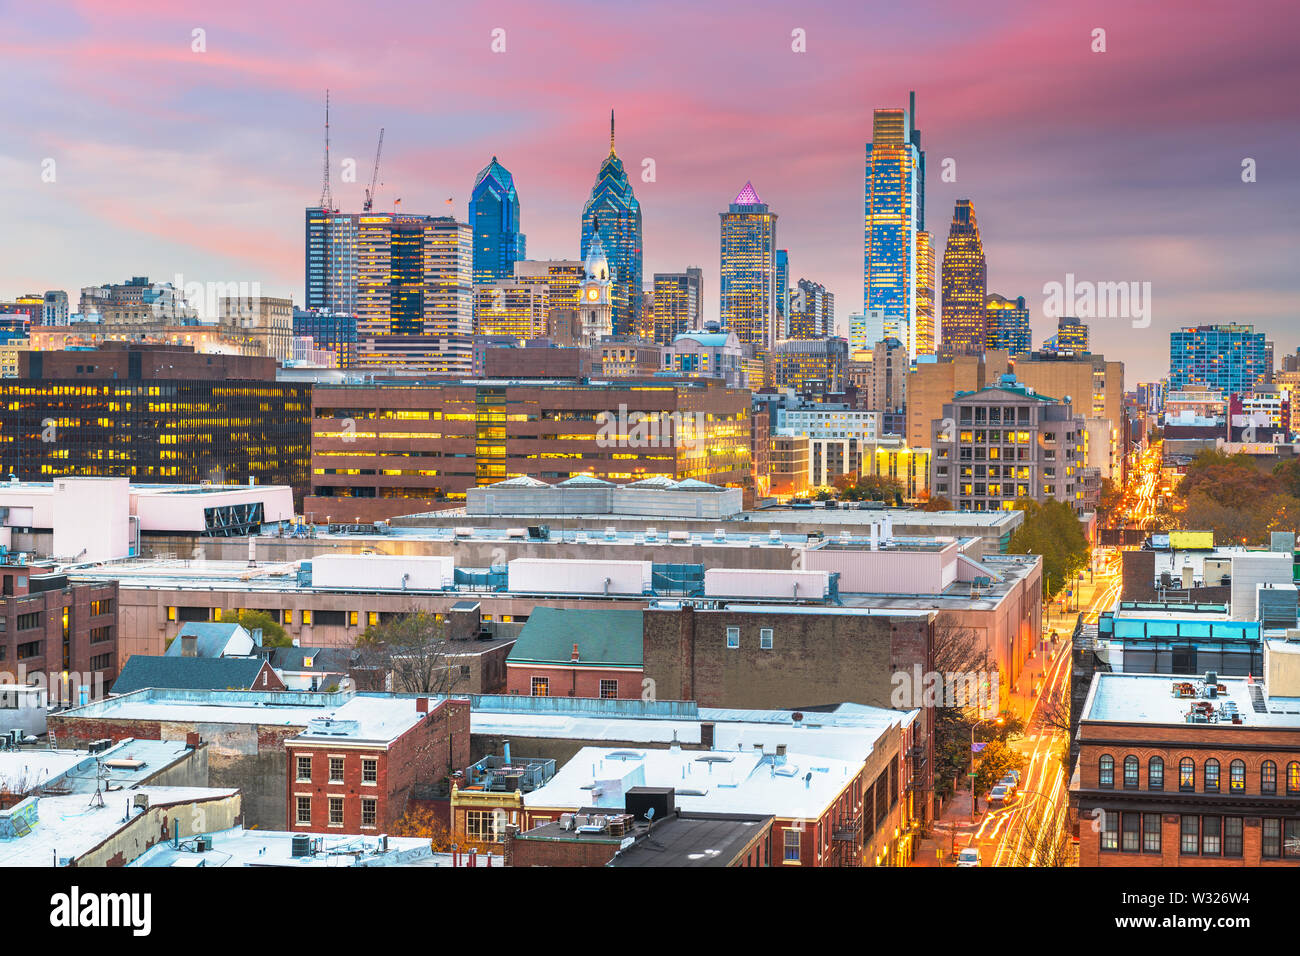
xmin=319 ymin=89 xmax=334 ymax=211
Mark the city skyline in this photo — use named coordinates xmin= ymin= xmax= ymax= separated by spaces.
xmin=1 ymin=0 xmax=1297 ymax=382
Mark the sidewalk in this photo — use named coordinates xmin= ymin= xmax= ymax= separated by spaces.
xmin=916 ymin=789 xmax=984 ymax=866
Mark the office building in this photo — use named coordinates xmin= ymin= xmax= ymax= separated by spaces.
xmin=219 ymin=295 xmax=294 ymax=363
xmin=720 ymin=182 xmax=779 ymax=350
xmin=468 ymin=156 xmax=525 ymax=285
xmin=42 ymin=290 xmax=69 ymax=325
xmin=930 ymin=374 xmax=1087 ymax=513
xmin=1170 ymin=324 xmax=1269 ymax=395
xmin=652 ymin=268 xmax=703 ymax=345
xmin=293 ymin=308 xmax=357 ymax=369
xmin=863 ymin=96 xmax=922 ymax=359
xmin=772 ymin=337 xmax=849 ymax=393
xmin=775 ymin=249 xmax=790 ymax=338
xmin=0 ymin=345 xmax=311 ymax=499
xmin=472 ymin=281 xmax=550 ymax=340
xmin=787 ymin=279 xmax=834 ymax=339
xmin=581 ymin=112 xmax=643 ymax=336
xmin=938 ymin=200 xmax=987 ymax=354
xmin=914 ymin=230 xmax=935 ymax=355
xmin=985 ymin=294 xmax=1031 ymax=355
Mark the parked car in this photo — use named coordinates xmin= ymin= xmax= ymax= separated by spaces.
xmin=999 ymin=773 xmax=1018 ymax=794
xmin=988 ymin=784 xmax=1010 ymax=805
xmin=956 ymin=847 xmax=981 ymax=867
xmin=1003 ymin=769 xmax=1021 ymax=786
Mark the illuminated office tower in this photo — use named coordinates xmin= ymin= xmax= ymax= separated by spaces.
xmin=864 ymin=98 xmax=922 ymax=360
xmin=914 ymin=230 xmax=935 ymax=355
xmin=720 ymin=181 xmax=779 ymax=350
xmin=1169 ymin=324 xmax=1268 ymax=394
xmin=653 ymin=268 xmax=704 ymax=345
xmin=787 ymin=279 xmax=834 ymax=339
xmin=849 ymin=309 xmax=886 ymax=356
xmin=473 ymin=281 xmax=550 ymax=339
xmin=581 ymin=111 xmax=643 ymax=336
xmin=939 ymin=199 xmax=987 ymax=354
xmin=775 ymin=249 xmax=790 ymax=338
xmin=468 ymin=156 xmax=526 ymax=285
xmin=985 ymin=294 xmax=1031 ymax=354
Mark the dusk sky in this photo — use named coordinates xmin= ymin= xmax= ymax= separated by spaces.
xmin=2 ymin=0 xmax=1297 ymax=382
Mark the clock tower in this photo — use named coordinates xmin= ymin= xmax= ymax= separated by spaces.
xmin=579 ymin=216 xmax=613 ymax=347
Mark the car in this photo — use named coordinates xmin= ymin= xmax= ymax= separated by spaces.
xmin=988 ymin=784 xmax=1010 ymax=804
xmin=1003 ymin=769 xmax=1021 ymax=786
xmin=956 ymin=847 xmax=981 ymax=867
xmin=998 ymin=773 xmax=1018 ymax=794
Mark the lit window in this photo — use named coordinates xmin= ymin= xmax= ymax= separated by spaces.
xmin=599 ymin=679 xmax=618 ymax=700
xmin=531 ymin=676 xmax=549 ymax=697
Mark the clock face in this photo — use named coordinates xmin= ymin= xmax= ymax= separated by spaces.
xmin=587 ymin=289 xmax=599 ymax=301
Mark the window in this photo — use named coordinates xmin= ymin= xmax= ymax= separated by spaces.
xmin=1123 ymin=756 xmax=1139 ymax=789
xmin=1229 ymin=760 xmax=1245 ymax=793
xmin=1262 ymin=760 xmax=1277 ymax=794
xmin=1179 ymin=758 xmax=1195 ymax=792
xmin=466 ymin=809 xmax=502 ymax=843
xmin=1180 ymin=815 xmax=1199 ymax=855
xmin=329 ymin=757 xmax=344 ymax=784
xmin=1142 ymin=814 xmax=1161 ymax=853
xmin=599 ymin=679 xmax=618 ymax=699
xmin=1121 ymin=813 xmax=1140 ymax=852
xmin=296 ymin=756 xmax=312 ymax=782
xmin=1287 ymin=820 xmax=1300 ymax=859
xmin=16 ymin=612 xmax=42 ymax=631
xmin=90 ymin=625 xmax=113 ymax=644
xmin=301 ymin=610 xmax=312 ymax=625
xmin=282 ymin=610 xmax=293 ymax=625
xmin=1288 ymin=762 xmax=1300 ymax=795
xmin=15 ymin=642 xmax=40 ymax=661
xmin=296 ymin=796 xmax=311 ymax=826
xmin=1224 ymin=817 xmax=1243 ymax=857
xmin=90 ymin=598 xmax=113 ymax=616
xmin=1263 ymin=818 xmax=1281 ymax=858
xmin=760 ymin=628 xmax=773 ymax=650
xmin=1201 ymin=816 xmax=1221 ymax=855
xmin=783 ymin=828 xmax=801 ymax=862
xmin=349 ymin=611 xmax=359 ymax=626
xmin=1204 ymin=759 xmax=1220 ymax=793
xmin=1100 ymin=811 xmax=1118 ymax=851
xmin=726 ymin=626 xmax=739 ymax=649
xmin=361 ymin=798 xmax=377 ymax=828
xmin=89 ymin=653 xmax=111 ymax=670
xmin=530 ymin=676 xmax=549 ymax=697
xmin=328 ymin=796 xmax=344 ymax=826
xmin=362 ymin=758 xmax=377 ymax=784
xmin=1098 ymin=754 xmax=1114 ymax=788
xmin=1148 ymin=756 xmax=1164 ymax=791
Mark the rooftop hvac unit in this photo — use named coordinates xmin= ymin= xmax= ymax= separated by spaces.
xmin=768 ymin=530 xmax=781 ymax=543
xmin=506 ymin=528 xmax=526 ymax=539
xmin=668 ymin=531 xmax=689 ymax=543
xmin=645 ymin=528 xmax=658 ymax=542
xmin=605 ymin=527 xmax=617 ymax=540
xmin=454 ymin=527 xmax=473 ymax=537
xmin=714 ymin=529 xmax=726 ymax=542
xmin=292 ymin=834 xmax=311 ymax=857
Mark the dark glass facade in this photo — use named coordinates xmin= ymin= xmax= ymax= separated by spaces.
xmin=469 ymin=157 xmax=526 ymax=285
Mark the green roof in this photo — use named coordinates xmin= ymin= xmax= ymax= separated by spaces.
xmin=112 ymin=655 xmax=269 ymax=694
xmin=508 ymin=607 xmax=644 ymax=668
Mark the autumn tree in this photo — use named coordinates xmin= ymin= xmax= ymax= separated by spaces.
xmin=352 ymin=610 xmax=467 ymax=695
xmin=1006 ymin=498 xmax=1090 ymax=599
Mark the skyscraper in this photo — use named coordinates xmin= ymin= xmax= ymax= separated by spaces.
xmin=720 ymin=181 xmax=779 ymax=350
xmin=864 ymin=96 xmax=922 ymax=359
xmin=775 ymin=249 xmax=790 ymax=338
xmin=581 ymin=111 xmax=643 ymax=336
xmin=939 ymin=199 xmax=987 ymax=354
xmin=653 ymin=268 xmax=704 ymax=344
xmin=985 ymin=294 xmax=1031 ymax=354
xmin=468 ymin=156 xmax=526 ymax=285
xmin=914 ymin=230 xmax=935 ymax=355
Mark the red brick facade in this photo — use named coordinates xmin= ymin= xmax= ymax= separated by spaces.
xmin=505 ymin=663 xmax=643 ymax=700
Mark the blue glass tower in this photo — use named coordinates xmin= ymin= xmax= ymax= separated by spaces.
xmin=469 ymin=157 xmax=525 ymax=285
xmin=775 ymin=249 xmax=790 ymax=338
xmin=581 ymin=111 xmax=643 ymax=337
xmin=1169 ymin=324 xmax=1268 ymax=394
xmin=863 ymin=99 xmax=921 ymax=360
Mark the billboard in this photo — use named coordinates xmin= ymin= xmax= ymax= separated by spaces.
xmin=1169 ymin=530 xmax=1214 ymax=550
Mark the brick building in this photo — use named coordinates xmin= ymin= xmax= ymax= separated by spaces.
xmin=1072 ymin=665 xmax=1300 ymax=867
xmin=0 ymin=558 xmax=119 ymax=700
xmin=505 ymin=607 xmax=644 ymax=699
xmin=286 ymin=695 xmax=471 ymax=834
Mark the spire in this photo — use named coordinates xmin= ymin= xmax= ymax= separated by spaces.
xmin=610 ymin=109 xmax=616 ymax=155
xmin=318 ymin=89 xmax=333 ymax=211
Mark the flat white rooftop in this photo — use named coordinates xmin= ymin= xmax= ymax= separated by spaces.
xmin=130 ymin=827 xmax=434 ymax=867
xmin=1085 ymin=673 xmax=1300 ymax=727
xmin=525 ymin=745 xmax=863 ymax=821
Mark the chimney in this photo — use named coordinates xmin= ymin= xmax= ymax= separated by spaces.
xmin=416 ymin=697 xmax=430 ymax=714
xmin=180 ymin=634 xmax=197 ymax=658
xmin=185 ymin=731 xmax=201 ymax=750
xmin=571 ymin=642 xmax=580 ymax=662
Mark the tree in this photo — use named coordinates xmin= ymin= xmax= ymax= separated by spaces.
xmin=1011 ymin=798 xmax=1073 ymax=867
xmin=837 ymin=474 xmax=904 ymax=503
xmin=973 ymin=739 xmax=1024 ymax=796
xmin=930 ymin=618 xmax=1001 ymax=800
xmin=920 ymin=494 xmax=953 ymax=512
xmin=352 ymin=610 xmax=467 ymax=694
xmin=1006 ymin=499 xmax=1090 ymax=599
xmin=1095 ymin=477 xmax=1123 ymax=523
xmin=219 ymin=610 xmax=291 ymax=648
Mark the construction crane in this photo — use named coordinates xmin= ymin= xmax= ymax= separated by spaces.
xmin=362 ymin=128 xmax=384 ymax=212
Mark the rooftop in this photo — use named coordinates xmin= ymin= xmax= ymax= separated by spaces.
xmin=507 ymin=607 xmax=644 ymax=667
xmin=524 ymin=745 xmax=864 ymax=820
xmin=112 ymin=655 xmax=268 ymax=694
xmin=130 ymin=828 xmax=435 ymax=867
xmin=1083 ymin=672 xmax=1300 ymax=728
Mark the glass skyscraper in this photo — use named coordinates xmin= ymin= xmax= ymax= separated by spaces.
xmin=775 ymin=249 xmax=790 ymax=338
xmin=985 ymin=294 xmax=1031 ymax=354
xmin=469 ymin=157 xmax=525 ymax=285
xmin=581 ymin=112 xmax=643 ymax=337
xmin=864 ymin=99 xmax=922 ymax=360
xmin=939 ymin=199 xmax=987 ymax=354
xmin=720 ymin=181 xmax=779 ymax=350
xmin=1169 ymin=324 xmax=1268 ymax=394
